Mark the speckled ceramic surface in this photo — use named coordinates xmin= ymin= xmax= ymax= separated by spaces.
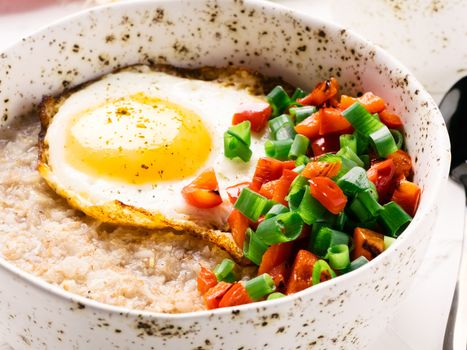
xmin=0 ymin=0 xmax=450 ymax=349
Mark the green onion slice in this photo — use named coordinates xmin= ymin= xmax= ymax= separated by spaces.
xmin=267 ymin=86 xmax=290 ymax=117
xmin=288 ymin=134 xmax=310 ymax=160
xmin=267 ymin=292 xmax=286 ymax=300
xmin=227 ymin=120 xmax=251 ymax=146
xmin=243 ymin=228 xmax=269 ymax=266
xmin=339 ymin=134 xmax=357 ymax=154
xmin=245 ymin=273 xmax=276 ymax=300
xmin=327 ymin=244 xmax=350 ymax=271
xmin=336 ymin=166 xmax=372 ymax=196
xmin=268 ymin=114 xmax=296 ymax=141
xmin=384 ymin=235 xmax=396 ymax=250
xmin=265 ymin=203 xmax=289 ymax=219
xmin=343 ymin=256 xmax=369 ymax=273
xmin=213 ymin=259 xmax=236 ymax=282
xmin=224 ymin=132 xmax=252 ymax=162
xmin=310 ymin=226 xmax=350 ymax=257
xmin=369 ymin=126 xmax=398 ymax=158
xmin=234 ymin=188 xmax=271 ymax=222
xmin=390 ymin=129 xmax=404 ymax=149
xmin=291 ymin=87 xmax=307 ymax=101
xmin=265 ymin=139 xmax=293 ymax=160
xmin=336 ymin=146 xmax=364 ymax=168
xmin=290 ymin=106 xmax=317 ymax=125
xmin=296 ymin=185 xmax=328 ymax=225
xmin=312 ymin=260 xmax=336 ymax=285
xmin=295 ymin=154 xmax=310 ymax=167
xmin=378 ymin=201 xmax=412 ymax=237
xmin=349 ymin=190 xmax=383 ymax=222
xmin=256 ymin=211 xmax=304 ymax=245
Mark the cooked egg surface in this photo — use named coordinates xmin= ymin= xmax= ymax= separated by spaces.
xmin=41 ymin=66 xmax=269 ymax=228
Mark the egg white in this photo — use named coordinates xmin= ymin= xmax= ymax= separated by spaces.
xmin=40 ymin=66 xmax=269 ymax=236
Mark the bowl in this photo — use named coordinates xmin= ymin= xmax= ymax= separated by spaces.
xmin=0 ymin=0 xmax=450 ymax=349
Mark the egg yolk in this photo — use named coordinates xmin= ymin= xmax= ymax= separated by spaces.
xmin=64 ymin=93 xmax=212 ymax=184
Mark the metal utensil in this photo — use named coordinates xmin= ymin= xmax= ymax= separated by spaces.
xmin=440 ymin=76 xmax=467 ymax=350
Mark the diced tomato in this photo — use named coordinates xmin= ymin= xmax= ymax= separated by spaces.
xmin=352 ymin=227 xmax=384 ymax=261
xmin=340 ymin=92 xmax=385 ymax=114
xmin=301 ymin=161 xmax=341 ymax=179
xmin=309 ymin=177 xmax=347 ymax=214
xmin=379 ymin=109 xmax=403 ymax=129
xmin=272 ymin=169 xmax=298 ymax=206
xmin=232 ymin=102 xmax=272 ymax=132
xmin=258 ymin=242 xmax=294 ymax=275
xmin=182 ymin=168 xmax=222 ymax=208
xmin=218 ymin=283 xmax=252 ymax=308
xmin=259 ymin=180 xmax=278 ymax=199
xmin=319 ymin=107 xmax=352 ymax=135
xmin=228 ymin=209 xmax=250 ymax=249
xmin=311 ymin=134 xmax=340 ymax=156
xmin=285 ymin=250 xmax=319 ymax=294
xmin=391 ymin=179 xmax=421 ymax=217
xmin=297 ymin=77 xmax=339 ymax=106
xmin=295 ymin=112 xmax=321 ymax=140
xmin=250 ymin=157 xmax=285 ymax=191
xmin=204 ymin=282 xmax=233 ymax=310
xmin=367 ymin=159 xmax=396 ymax=202
xmin=225 ymin=182 xmax=250 ymax=204
xmin=268 ymin=262 xmax=289 ymax=290
xmin=197 ymin=266 xmax=218 ymax=294
xmin=387 ymin=149 xmax=413 ymax=179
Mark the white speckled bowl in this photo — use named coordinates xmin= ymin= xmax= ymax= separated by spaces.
xmin=0 ymin=1 xmax=450 ymax=349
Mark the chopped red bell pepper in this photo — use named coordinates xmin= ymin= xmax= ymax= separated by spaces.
xmin=309 ymin=177 xmax=347 ymax=214
xmin=232 ymin=102 xmax=272 ymax=132
xmin=182 ymin=168 xmax=222 ymax=208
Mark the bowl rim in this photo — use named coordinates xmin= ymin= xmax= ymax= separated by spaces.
xmin=0 ymin=0 xmax=450 ymax=319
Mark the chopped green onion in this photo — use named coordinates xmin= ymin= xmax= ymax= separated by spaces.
xmin=243 ymin=228 xmax=269 ymax=265
xmin=390 ymin=129 xmax=404 ymax=149
xmin=342 ymin=102 xmax=398 ymax=158
xmin=349 ymin=190 xmax=383 ymax=222
xmin=369 ymin=126 xmax=398 ymax=158
xmin=354 ymin=131 xmax=369 ymax=155
xmin=214 ymin=259 xmax=236 ymax=282
xmin=224 ymin=132 xmax=252 ymax=162
xmin=327 ymin=244 xmax=350 ymax=270
xmin=265 ymin=139 xmax=293 ymax=160
xmin=267 ymin=86 xmax=290 ymax=117
xmin=310 ymin=227 xmax=349 ymax=257
xmin=368 ymin=181 xmax=378 ymax=201
xmin=288 ymin=134 xmax=310 ymax=160
xmin=343 ymin=256 xmax=369 ymax=273
xmin=296 ymin=185 xmax=328 ymax=225
xmin=334 ymin=211 xmax=347 ymax=231
xmin=384 ymin=235 xmax=396 ymax=250
xmin=227 ymin=121 xmax=251 ymax=146
xmin=378 ymin=201 xmax=412 ymax=237
xmin=267 ymin=292 xmax=286 ymax=300
xmin=336 ymin=146 xmax=364 ymax=168
xmin=234 ymin=188 xmax=271 ymax=222
xmin=311 ymin=260 xmax=336 ymax=285
xmin=245 ymin=273 xmax=276 ymax=300
xmin=265 ymin=204 xmax=289 ymax=219
xmin=336 ymin=166 xmax=373 ymax=196
xmin=268 ymin=114 xmax=296 ymax=140
xmin=291 ymin=87 xmax=307 ymax=101
xmin=295 ymin=154 xmax=310 ymax=167
xmin=290 ymin=106 xmax=317 ymax=124
xmin=256 ymin=211 xmax=304 ymax=245
xmin=286 ymin=175 xmax=309 ymax=210
xmin=339 ymin=134 xmax=357 ymax=154
xmin=342 ymin=102 xmax=382 ymax=135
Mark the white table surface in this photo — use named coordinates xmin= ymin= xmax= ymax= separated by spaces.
xmin=0 ymin=1 xmax=465 ymax=349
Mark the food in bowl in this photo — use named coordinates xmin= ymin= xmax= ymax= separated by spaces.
xmin=193 ymin=77 xmax=422 ymax=309
xmin=0 ymin=64 xmax=420 ymax=314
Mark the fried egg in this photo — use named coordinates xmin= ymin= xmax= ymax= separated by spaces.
xmin=38 ymin=66 xmax=269 ymax=261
